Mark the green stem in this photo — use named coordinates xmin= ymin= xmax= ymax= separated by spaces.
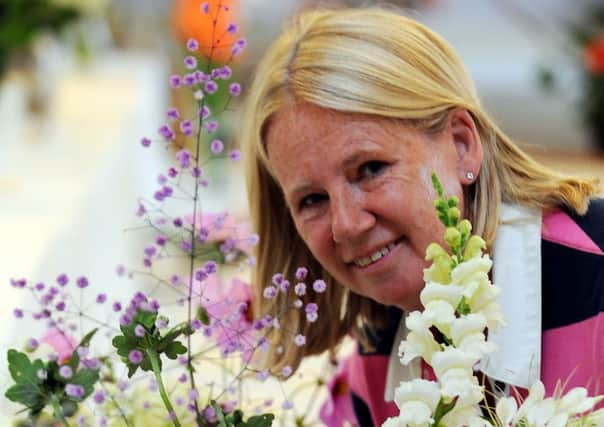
xmin=147 ymin=349 xmax=182 ymax=427
xmin=50 ymin=395 xmax=70 ymax=427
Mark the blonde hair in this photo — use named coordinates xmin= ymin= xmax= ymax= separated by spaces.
xmin=241 ymin=7 xmax=600 ymax=372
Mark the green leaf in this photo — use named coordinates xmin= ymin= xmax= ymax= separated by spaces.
xmin=245 ymin=414 xmax=274 ymax=427
xmin=70 ymin=368 xmax=99 ymax=399
xmin=197 ymin=306 xmax=210 ymax=325
xmin=163 ymin=341 xmax=187 ymax=360
xmin=135 ymin=310 xmax=158 ymax=330
xmin=433 ymin=396 xmax=457 ymax=424
xmin=213 ymin=401 xmax=229 ymax=427
xmin=5 ymin=383 xmax=46 ymax=413
xmin=78 ymin=328 xmax=98 ymax=348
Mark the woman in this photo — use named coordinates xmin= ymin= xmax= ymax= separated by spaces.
xmin=241 ymin=7 xmax=603 ymax=426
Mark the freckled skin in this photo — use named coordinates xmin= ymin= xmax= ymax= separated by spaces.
xmin=266 ymin=103 xmax=466 ymax=311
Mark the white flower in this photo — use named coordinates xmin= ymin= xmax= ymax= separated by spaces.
xmin=557 ymin=386 xmax=603 ymax=415
xmin=450 ymin=313 xmax=496 ymax=359
xmin=393 ymin=379 xmax=440 ymax=426
xmin=440 ymin=404 xmax=493 ymax=427
xmin=450 ymin=254 xmax=492 ymax=287
xmin=495 ymin=396 xmax=518 ymax=426
xmin=422 ymin=299 xmax=456 ymax=337
xmin=399 ymin=311 xmax=440 ymax=365
xmin=420 ymin=282 xmax=464 ymax=311
xmin=431 ymin=347 xmax=483 ymax=407
xmin=381 ymin=417 xmax=407 ymax=427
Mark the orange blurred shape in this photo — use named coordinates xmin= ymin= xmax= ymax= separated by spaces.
xmin=172 ymin=0 xmax=241 ymax=63
xmin=584 ymin=32 xmax=604 ymax=74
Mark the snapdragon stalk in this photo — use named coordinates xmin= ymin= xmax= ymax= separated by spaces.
xmin=147 ymin=349 xmax=181 ymax=427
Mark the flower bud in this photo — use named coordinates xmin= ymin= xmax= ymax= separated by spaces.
xmin=444 ymin=227 xmax=461 ymax=248
xmin=447 ymin=207 xmax=460 ymax=225
xmin=463 ymin=235 xmax=486 ymax=259
xmin=447 ymin=195 xmax=459 ymax=207
xmin=458 ymin=219 xmax=472 ymax=237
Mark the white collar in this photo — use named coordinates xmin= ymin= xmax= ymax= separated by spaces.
xmin=385 ymin=203 xmax=542 ymax=401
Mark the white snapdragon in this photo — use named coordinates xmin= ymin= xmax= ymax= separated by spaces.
xmin=431 ymin=347 xmax=483 ymax=408
xmin=450 ymin=313 xmax=496 ymax=359
xmin=392 ymin=379 xmax=441 ymax=427
xmin=399 ymin=311 xmax=440 ymax=365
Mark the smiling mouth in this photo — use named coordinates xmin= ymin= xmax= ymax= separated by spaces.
xmin=352 ymin=237 xmax=403 ymax=268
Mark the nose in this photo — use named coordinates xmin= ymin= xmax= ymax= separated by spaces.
xmin=330 ymin=188 xmax=375 ymax=243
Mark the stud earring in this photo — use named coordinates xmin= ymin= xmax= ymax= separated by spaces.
xmin=465 ymin=171 xmax=475 ymax=181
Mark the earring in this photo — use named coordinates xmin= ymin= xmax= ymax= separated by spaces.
xmin=465 ymin=171 xmax=475 ymax=181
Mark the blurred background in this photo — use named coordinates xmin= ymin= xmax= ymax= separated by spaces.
xmin=1 ymin=0 xmax=603 ymax=423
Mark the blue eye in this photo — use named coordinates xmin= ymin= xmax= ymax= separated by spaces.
xmin=299 ymin=193 xmax=327 ymax=210
xmin=359 ymin=161 xmax=386 ymax=179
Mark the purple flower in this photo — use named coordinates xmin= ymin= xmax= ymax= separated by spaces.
xmin=149 ymin=299 xmax=160 ymax=312
xmin=281 ymin=365 xmax=293 ymax=378
xmin=272 ymin=273 xmax=284 ymax=285
xmin=305 ymin=303 xmax=318 ymax=314
xmin=134 ymin=324 xmax=146 ymax=337
xmin=184 ymin=55 xmax=197 ymax=70
xmin=204 ymin=260 xmax=217 ymax=274
xmin=55 ymin=301 xmax=66 ymax=311
xmin=65 ymin=384 xmax=85 ymax=399
xmin=190 ymin=319 xmax=202 ymax=330
xmin=169 ymin=75 xmax=182 ymax=88
xmin=256 ymin=369 xmax=270 ymax=381
xmin=77 ymin=346 xmax=89 ymax=358
xmin=295 ymin=267 xmax=308 ymax=280
xmin=227 ymin=23 xmax=238 ymax=35
xmin=263 ymin=286 xmax=277 ymax=299
xmin=200 ymin=1 xmax=209 ymax=14
xmin=313 ymin=279 xmax=327 ymax=293
xmin=228 ymin=150 xmax=241 ymax=162
xmin=128 ymin=349 xmax=143 ymax=364
xmin=220 ymin=65 xmax=232 ymax=80
xmin=57 ymin=274 xmax=69 ymax=287
xmin=144 ymin=245 xmax=157 ymax=258
xmin=183 ymin=73 xmax=196 ymax=87
xmin=178 ymin=373 xmax=187 ymax=383
xmin=120 ymin=314 xmax=132 ymax=326
xmin=140 ymin=137 xmax=151 ymax=147
xmin=186 ymin=38 xmax=199 ymax=51
xmin=59 ymin=365 xmax=73 ymax=379
xmin=180 ymin=120 xmax=193 ymax=136
xmin=155 ymin=316 xmax=168 ymax=329
xmin=143 ymin=258 xmax=152 ymax=268
xmin=35 ymin=282 xmax=45 ymax=291
xmin=76 ymin=276 xmax=89 ymax=289
xmin=294 ymin=334 xmax=306 ymax=347
xmin=210 ymin=139 xmax=224 ymax=154
xmin=176 ymin=149 xmax=192 ymax=168
xmin=181 ymin=241 xmax=192 ymax=253
xmin=96 ymin=293 xmax=107 ymax=304
xmin=118 ymin=380 xmax=129 ymax=391
xmin=83 ymin=358 xmax=100 ymax=369
xmin=93 ymin=390 xmax=105 ymax=404
xmin=167 ymin=166 xmax=178 ymax=178
xmin=199 ymin=105 xmax=210 ymax=119
xmin=112 ymin=302 xmax=122 ymax=312
xmin=307 ymin=311 xmax=318 ymax=322
xmin=156 ymin=234 xmax=167 ymax=246
xmin=173 ymin=217 xmax=183 ymax=228
xmin=167 ymin=107 xmax=180 ymax=120
xmin=204 ymin=80 xmax=218 ymax=94
xmin=294 ymin=283 xmax=306 ymax=296
xmin=26 ymin=338 xmax=39 ymax=351
xmin=195 ymin=269 xmax=207 ymax=281
xmin=282 ymin=400 xmax=294 ymax=410
xmin=194 ymin=70 xmax=207 ymax=83
xmin=188 ymin=389 xmax=199 ymax=401
xmin=170 ymin=274 xmax=181 ymax=286
xmin=191 ymin=166 xmax=201 ymax=178
xmin=229 ymin=83 xmax=241 ymax=97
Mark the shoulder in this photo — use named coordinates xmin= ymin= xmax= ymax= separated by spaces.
xmin=542 ymin=198 xmax=604 ymax=254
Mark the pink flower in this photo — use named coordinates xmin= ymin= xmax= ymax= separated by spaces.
xmin=191 ymin=275 xmax=257 ymax=362
xmin=185 ymin=212 xmax=254 ymax=255
xmin=319 ymin=358 xmax=358 ymax=427
xmin=40 ymin=327 xmax=77 ymax=363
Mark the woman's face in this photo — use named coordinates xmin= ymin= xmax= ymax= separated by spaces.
xmin=266 ymin=103 xmax=478 ymax=311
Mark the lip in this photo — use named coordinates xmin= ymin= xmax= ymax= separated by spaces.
xmin=346 ymin=236 xmax=404 ymax=268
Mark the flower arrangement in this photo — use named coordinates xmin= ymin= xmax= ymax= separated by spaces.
xmin=4 ymin=3 xmax=328 ymax=426
xmin=383 ymin=174 xmax=604 ymax=427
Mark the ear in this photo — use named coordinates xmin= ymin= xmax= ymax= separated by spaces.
xmin=448 ymin=108 xmax=483 ymax=185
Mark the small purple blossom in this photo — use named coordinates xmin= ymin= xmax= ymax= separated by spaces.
xmin=170 ymin=274 xmax=181 ymax=286
xmin=210 ymin=139 xmax=224 ymax=154
xmin=263 ymin=286 xmax=277 ymax=299
xmin=294 ymin=283 xmax=306 ymax=296
xmin=176 ymin=149 xmax=192 ymax=168
xmin=167 ymin=107 xmax=180 ymax=120
xmin=313 ymin=279 xmax=327 ymax=293
xmin=59 ymin=365 xmax=73 ymax=379
xmin=282 ymin=400 xmax=294 ymax=410
xmin=57 ymin=274 xmax=69 ymax=287
xmin=188 ymin=389 xmax=199 ymax=401
xmin=229 ymin=83 xmax=241 ymax=97
xmin=279 ymin=280 xmax=290 ymax=292
xmin=155 ymin=316 xmax=168 ymax=329
xmin=169 ymin=75 xmax=182 ymax=88
xmin=95 ymin=293 xmax=106 ymax=304
xmin=135 ymin=324 xmax=146 ymax=337
xmin=144 ymin=245 xmax=157 ymax=257
xmin=256 ymin=369 xmax=270 ymax=381
xmin=93 ymin=390 xmax=105 ymax=404
xmin=306 ymin=311 xmax=318 ymax=322
xmin=295 ymin=267 xmax=308 ymax=280
xmin=181 ymin=240 xmax=192 ymax=253
xmin=184 ymin=56 xmax=197 ymax=70
xmin=156 ymin=234 xmax=167 ymax=246
xmin=204 ymin=80 xmax=218 ymax=94
xmin=26 ymin=338 xmax=39 ymax=351
xmin=178 ymin=373 xmax=187 ymax=383
xmin=199 ymin=105 xmax=210 ymax=119
xmin=168 ymin=166 xmax=178 ymax=178
xmin=34 ymin=282 xmax=45 ymax=291
xmin=128 ymin=349 xmax=143 ymax=364
xmin=195 ymin=269 xmax=207 ymax=281
xmin=76 ymin=276 xmax=89 ymax=289
xmin=227 ymin=23 xmax=238 ymax=34
xmin=173 ymin=217 xmax=183 ymax=227
xmin=294 ymin=334 xmax=306 ymax=347
xmin=120 ymin=314 xmax=132 ymax=326
xmin=112 ymin=302 xmax=122 ymax=312
xmin=158 ymin=124 xmax=175 ymax=141
xmin=55 ymin=301 xmax=66 ymax=311
xmin=220 ymin=65 xmax=232 ymax=79
xmin=65 ymin=384 xmax=85 ymax=399
xmin=191 ymin=166 xmax=201 ymax=178
xmin=204 ymin=260 xmax=217 ymax=274
xmin=205 ymin=121 xmax=218 ymax=134
xmin=77 ymin=346 xmax=89 ymax=358
xmin=186 ymin=38 xmax=199 ymax=51
xmin=180 ymin=120 xmax=193 ymax=136
xmin=229 ymin=150 xmax=241 ymax=162
xmin=281 ymin=365 xmax=293 ymax=378
xmin=183 ymin=73 xmax=196 ymax=87
xmin=191 ymin=319 xmax=202 ymax=330
xmin=200 ymin=2 xmax=209 ymax=14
